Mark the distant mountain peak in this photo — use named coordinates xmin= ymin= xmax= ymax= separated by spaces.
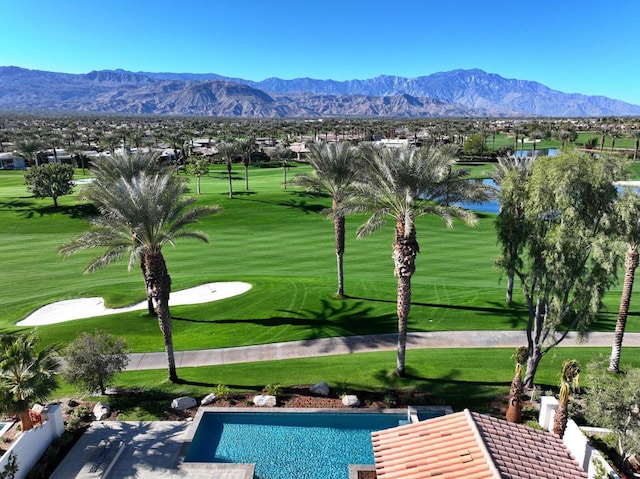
xmin=0 ymin=66 xmax=638 ymax=117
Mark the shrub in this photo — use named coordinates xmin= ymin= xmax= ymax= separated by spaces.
xmin=264 ymin=383 xmax=282 ymax=397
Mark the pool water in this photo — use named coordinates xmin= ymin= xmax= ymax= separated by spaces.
xmin=185 ymin=411 xmax=408 ymax=479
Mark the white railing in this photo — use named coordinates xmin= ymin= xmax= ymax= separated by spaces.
xmin=0 ymin=405 xmax=64 ymax=479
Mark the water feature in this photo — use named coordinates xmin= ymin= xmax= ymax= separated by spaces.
xmin=513 ymin=148 xmax=560 ymax=158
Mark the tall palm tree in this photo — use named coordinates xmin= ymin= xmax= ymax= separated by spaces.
xmin=349 ymin=144 xmax=485 ymax=376
xmin=0 ymin=333 xmax=60 ymax=431
xmin=86 ymin=151 xmax=171 ymax=316
xmin=60 ymin=172 xmax=221 ymax=382
xmin=236 ymin=138 xmax=255 ymax=190
xmin=269 ymin=145 xmax=293 ymax=189
xmin=492 ymin=157 xmax=534 ymax=303
xmin=609 ymin=189 xmax=640 ymax=372
xmin=216 ymin=141 xmax=240 ymax=198
xmin=293 ymin=142 xmax=360 ymax=297
xmin=505 ymin=346 xmax=528 ymax=423
xmin=553 ymin=359 xmax=580 ymax=438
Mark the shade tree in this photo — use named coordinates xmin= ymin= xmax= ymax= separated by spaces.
xmin=497 ymin=150 xmax=627 ymax=388
xmin=62 ymin=330 xmax=129 ymax=395
xmin=24 ymin=162 xmax=75 ymax=208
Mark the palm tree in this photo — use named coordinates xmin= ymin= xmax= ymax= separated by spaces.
xmin=492 ymin=157 xmax=534 ymax=303
xmin=236 ymin=138 xmax=255 ymax=190
xmin=349 ymin=144 xmax=485 ymax=376
xmin=86 ymin=151 xmax=171 ymax=316
xmin=15 ymin=139 xmax=42 ymax=167
xmin=631 ymin=129 xmax=640 ymax=162
xmin=505 ymin=346 xmax=528 ymax=423
xmin=270 ymin=145 xmax=294 ymax=189
xmin=0 ymin=333 xmax=60 ymax=431
xmin=553 ymin=359 xmax=580 ymax=438
xmin=293 ymin=142 xmax=360 ymax=297
xmin=60 ymin=172 xmax=221 ymax=382
xmin=216 ymin=141 xmax=240 ymax=198
xmin=609 ymin=189 xmax=640 ymax=372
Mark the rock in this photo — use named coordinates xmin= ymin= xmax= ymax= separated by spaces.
xmin=201 ymin=393 xmax=217 ymax=405
xmin=93 ymin=402 xmax=111 ymax=420
xmin=253 ymin=395 xmax=277 ymax=407
xmin=342 ymin=395 xmax=360 ymax=407
xmin=309 ymin=381 xmax=331 ymax=396
xmin=171 ymin=396 xmax=197 ymax=410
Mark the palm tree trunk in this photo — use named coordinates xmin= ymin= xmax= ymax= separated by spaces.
xmin=227 ymin=162 xmax=233 ymax=198
xmin=334 ymin=211 xmax=345 ymax=298
xmin=396 ymin=275 xmax=411 ymax=377
xmin=144 ymin=251 xmax=177 ymax=382
xmin=282 ymin=162 xmax=287 ymax=189
xmin=19 ymin=409 xmax=34 ymax=432
xmin=609 ymin=246 xmax=638 ymax=372
xmin=553 ymin=400 xmax=569 ymax=437
xmin=140 ymin=258 xmax=156 ymax=316
xmin=392 ymin=220 xmax=419 ymax=377
xmin=505 ymin=370 xmax=523 ymax=423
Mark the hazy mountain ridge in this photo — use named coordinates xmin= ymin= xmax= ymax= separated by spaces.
xmin=0 ymin=66 xmax=638 ymax=117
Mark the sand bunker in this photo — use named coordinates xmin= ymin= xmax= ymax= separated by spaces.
xmin=17 ymin=282 xmax=252 ymax=326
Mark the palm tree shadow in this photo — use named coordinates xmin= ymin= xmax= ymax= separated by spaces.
xmin=346 ymin=295 xmax=527 ymax=328
xmin=236 ymin=191 xmax=328 ymax=214
xmin=66 ymin=419 xmax=189 ymax=478
xmin=172 ymin=298 xmax=397 ymax=340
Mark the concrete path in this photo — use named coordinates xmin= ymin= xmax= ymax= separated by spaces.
xmin=127 ymin=331 xmax=640 ymax=371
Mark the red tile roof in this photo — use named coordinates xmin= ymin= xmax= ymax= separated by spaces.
xmin=371 ymin=409 xmax=587 ymax=479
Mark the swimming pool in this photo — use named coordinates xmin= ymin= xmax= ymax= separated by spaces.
xmin=184 ymin=407 xmax=448 ymax=479
xmin=0 ymin=421 xmax=13 ymax=437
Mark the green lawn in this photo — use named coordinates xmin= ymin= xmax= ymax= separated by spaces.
xmin=84 ymin=347 xmax=640 ymax=418
xmin=2 ymin=162 xmax=640 ymax=413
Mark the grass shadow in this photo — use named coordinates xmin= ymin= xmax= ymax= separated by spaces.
xmin=18 ymin=203 xmax=97 ymax=219
xmin=173 ymin=298 xmax=397 ymax=340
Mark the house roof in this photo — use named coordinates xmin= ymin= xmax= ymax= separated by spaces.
xmin=371 ymin=409 xmax=587 ymax=479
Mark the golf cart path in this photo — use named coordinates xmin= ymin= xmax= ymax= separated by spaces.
xmin=127 ymin=331 xmax=640 ymax=370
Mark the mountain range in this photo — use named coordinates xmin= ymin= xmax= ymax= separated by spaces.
xmin=1 ymin=66 xmax=639 ymax=118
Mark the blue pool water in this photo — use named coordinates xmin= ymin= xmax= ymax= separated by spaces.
xmin=185 ymin=411 xmax=410 ymax=479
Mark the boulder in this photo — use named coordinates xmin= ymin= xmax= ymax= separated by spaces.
xmin=171 ymin=396 xmax=197 ymax=411
xmin=201 ymin=393 xmax=217 ymax=406
xmin=309 ymin=381 xmax=331 ymax=396
xmin=253 ymin=395 xmax=277 ymax=407
xmin=93 ymin=402 xmax=111 ymax=420
xmin=341 ymin=395 xmax=360 ymax=407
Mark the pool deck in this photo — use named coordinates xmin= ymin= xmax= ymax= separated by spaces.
xmin=49 ymin=420 xmax=254 ymax=479
xmin=51 ymin=407 xmax=448 ymax=478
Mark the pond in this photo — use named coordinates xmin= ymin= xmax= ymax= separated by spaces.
xmin=513 ymin=148 xmax=560 ymax=158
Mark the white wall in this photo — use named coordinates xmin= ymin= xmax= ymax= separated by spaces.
xmin=0 ymin=405 xmax=64 ymax=479
xmin=539 ymin=396 xmax=619 ymax=479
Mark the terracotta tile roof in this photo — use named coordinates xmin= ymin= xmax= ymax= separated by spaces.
xmin=371 ymin=409 xmax=587 ymax=479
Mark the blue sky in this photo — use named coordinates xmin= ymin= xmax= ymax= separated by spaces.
xmin=2 ymin=0 xmax=640 ymax=105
